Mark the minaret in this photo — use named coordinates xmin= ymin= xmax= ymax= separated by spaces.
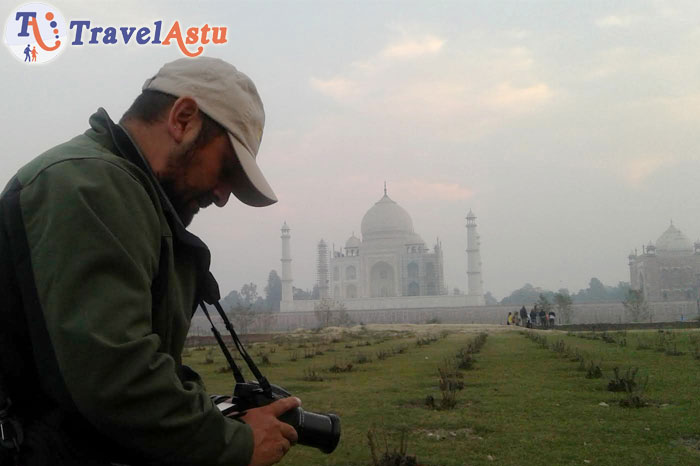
xmin=317 ymin=239 xmax=330 ymax=299
xmin=280 ymin=222 xmax=293 ymax=304
xmin=466 ymin=210 xmax=484 ymax=301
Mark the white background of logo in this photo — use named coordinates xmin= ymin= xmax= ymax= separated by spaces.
xmin=4 ymin=2 xmax=66 ymax=64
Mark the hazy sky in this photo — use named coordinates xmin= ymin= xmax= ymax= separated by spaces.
xmin=4 ymin=0 xmax=700 ymax=300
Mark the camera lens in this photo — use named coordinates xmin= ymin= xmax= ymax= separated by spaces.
xmin=279 ymin=408 xmax=341 ymax=454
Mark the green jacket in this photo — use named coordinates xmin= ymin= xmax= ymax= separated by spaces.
xmin=0 ymin=109 xmax=253 ymax=465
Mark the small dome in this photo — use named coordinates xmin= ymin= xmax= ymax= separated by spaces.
xmin=406 ymin=233 xmax=425 ymax=245
xmin=345 ymin=234 xmax=361 ymax=248
xmin=655 ymin=223 xmax=693 ymax=254
xmin=361 ymin=193 xmax=414 ymax=239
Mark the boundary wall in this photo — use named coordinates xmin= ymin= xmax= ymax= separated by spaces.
xmin=189 ymin=300 xmax=700 ymax=335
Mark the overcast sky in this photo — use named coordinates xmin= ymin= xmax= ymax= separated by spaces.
xmin=4 ymin=0 xmax=700 ymax=300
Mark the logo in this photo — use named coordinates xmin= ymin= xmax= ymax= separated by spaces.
xmin=4 ymin=2 xmax=66 ymax=64
xmin=4 ymin=2 xmax=228 ymax=64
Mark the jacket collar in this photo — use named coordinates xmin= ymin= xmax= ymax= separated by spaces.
xmin=84 ymin=108 xmax=213 ymax=276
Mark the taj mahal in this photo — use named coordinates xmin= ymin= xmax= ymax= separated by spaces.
xmin=279 ymin=187 xmax=485 ymax=312
xmin=629 ymin=222 xmax=700 ymax=302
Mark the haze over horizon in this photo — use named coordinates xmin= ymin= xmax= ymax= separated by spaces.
xmin=4 ymin=1 xmax=700 ymax=300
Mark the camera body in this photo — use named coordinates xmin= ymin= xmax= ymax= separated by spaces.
xmin=227 ymin=381 xmax=340 ymax=454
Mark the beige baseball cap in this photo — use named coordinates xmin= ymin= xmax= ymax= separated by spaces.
xmin=142 ymin=57 xmax=277 ymax=207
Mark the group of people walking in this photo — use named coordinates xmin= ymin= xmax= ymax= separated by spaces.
xmin=507 ymin=305 xmax=556 ymax=328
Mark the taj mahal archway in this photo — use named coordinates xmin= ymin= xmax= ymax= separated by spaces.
xmin=370 ymin=261 xmax=395 ymax=297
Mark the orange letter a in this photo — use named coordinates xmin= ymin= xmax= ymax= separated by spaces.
xmin=162 ymin=21 xmax=203 ymax=57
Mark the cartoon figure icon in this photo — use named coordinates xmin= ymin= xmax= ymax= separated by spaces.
xmin=31 ymin=46 xmax=38 ymax=62
xmin=24 ymin=44 xmax=31 ymax=62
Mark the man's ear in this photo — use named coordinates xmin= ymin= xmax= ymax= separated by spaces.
xmin=167 ymin=96 xmax=202 ymax=145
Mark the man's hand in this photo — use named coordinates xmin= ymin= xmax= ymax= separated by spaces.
xmin=239 ymin=397 xmax=301 ymax=466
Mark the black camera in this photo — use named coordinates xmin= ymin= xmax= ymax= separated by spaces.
xmin=221 ymin=381 xmax=340 ymax=454
xmin=197 ymin=289 xmax=341 ymax=455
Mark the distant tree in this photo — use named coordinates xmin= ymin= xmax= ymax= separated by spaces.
xmin=573 ymin=278 xmax=629 ymax=303
xmin=226 ymin=283 xmax=264 ymax=332
xmin=484 ymin=291 xmax=498 ymax=305
xmin=264 ymin=270 xmax=282 ymax=312
xmin=311 ymin=284 xmax=320 ymax=300
xmin=623 ymin=289 xmax=650 ymax=322
xmin=253 ymin=296 xmax=266 ymax=311
xmin=609 ymin=282 xmax=631 ymax=301
xmin=220 ymin=289 xmax=241 ymax=310
xmin=553 ymin=291 xmax=574 ymax=324
xmin=501 ymin=284 xmax=553 ymax=305
xmin=293 ymin=287 xmax=312 ymax=300
xmin=314 ymin=299 xmax=352 ymax=328
xmin=240 ymin=283 xmax=258 ymax=307
xmin=537 ymin=293 xmax=553 ymax=314
xmin=587 ymin=278 xmax=607 ymax=300
xmin=228 ymin=304 xmax=256 ymax=334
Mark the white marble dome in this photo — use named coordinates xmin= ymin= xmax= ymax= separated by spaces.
xmin=361 ymin=193 xmax=414 ymax=239
xmin=655 ymin=223 xmax=693 ymax=254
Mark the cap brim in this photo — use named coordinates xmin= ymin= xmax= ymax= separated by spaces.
xmin=228 ymin=134 xmax=278 ymax=207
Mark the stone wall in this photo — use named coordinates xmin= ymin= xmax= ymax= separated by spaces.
xmin=280 ymin=294 xmax=483 ymax=312
xmin=190 ymin=300 xmax=700 ymax=335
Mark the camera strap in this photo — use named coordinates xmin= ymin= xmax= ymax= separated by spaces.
xmin=198 ymin=301 xmax=272 ymax=396
xmin=198 ymin=272 xmax=272 ymax=396
xmin=198 ymin=303 xmax=246 ymax=384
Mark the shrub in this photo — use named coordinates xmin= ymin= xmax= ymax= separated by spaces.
xmin=577 ymin=358 xmax=587 ymax=372
xmin=607 ymin=367 xmax=638 ymax=392
xmin=569 ymin=349 xmax=584 ymax=363
xmin=619 ymin=373 xmax=649 ymax=408
xmin=665 ymin=343 xmax=685 ymax=356
xmin=203 ymin=348 xmax=214 ymax=365
xmin=550 ymin=339 xmax=567 ymax=354
xmin=438 ymin=383 xmax=458 ymax=410
xmin=376 ymin=349 xmax=391 ymax=360
xmin=354 ymin=352 xmax=372 ymax=364
xmin=585 ymin=361 xmax=603 ymax=379
xmin=367 ymin=427 xmax=418 ymax=466
xmin=303 ymin=368 xmax=324 ymax=382
xmin=416 ymin=335 xmax=438 ymax=346
xmin=438 ymin=366 xmax=464 ymax=392
xmin=654 ymin=332 xmax=668 ymax=352
xmin=690 ymin=335 xmax=700 ymax=360
xmin=456 ymin=348 xmax=475 ymax=370
xmin=472 ymin=333 xmax=489 ymax=352
xmin=329 ymin=361 xmax=353 ymax=373
xmin=636 ymin=336 xmax=652 ymax=350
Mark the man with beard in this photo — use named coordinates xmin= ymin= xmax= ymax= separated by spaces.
xmin=0 ymin=58 xmax=298 ymax=466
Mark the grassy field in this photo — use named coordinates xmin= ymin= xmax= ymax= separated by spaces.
xmin=182 ymin=325 xmax=700 ymax=466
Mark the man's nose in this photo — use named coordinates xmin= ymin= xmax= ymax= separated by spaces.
xmin=212 ymin=186 xmax=231 ymax=207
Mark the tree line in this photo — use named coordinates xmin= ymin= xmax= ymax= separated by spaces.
xmin=497 ymin=278 xmax=630 ymax=306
